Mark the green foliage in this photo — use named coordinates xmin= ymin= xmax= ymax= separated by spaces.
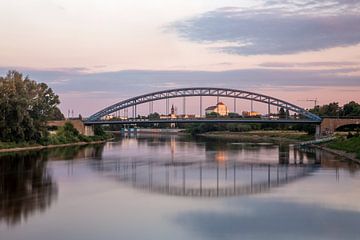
xmin=42 ymin=122 xmax=80 ymax=145
xmin=228 ymin=112 xmax=240 ymax=118
xmin=310 ymin=102 xmax=341 ymax=117
xmin=310 ymin=101 xmax=360 ymax=117
xmin=94 ymin=125 xmax=106 ymax=137
xmin=186 ymin=123 xmax=218 ymax=135
xmin=291 ymin=123 xmax=316 ymax=135
xmin=343 ymin=101 xmax=360 ymax=116
xmin=0 ymin=141 xmax=38 ymax=149
xmin=0 ymin=70 xmax=62 ymax=142
xmin=48 ymin=107 xmax=65 ymax=120
xmin=40 ymin=123 xmax=110 ymax=146
xmin=186 ymin=123 xmax=261 ymax=135
xmin=148 ymin=112 xmax=160 ymax=120
xmin=327 ymin=136 xmax=360 ymax=159
xmin=206 ymin=112 xmax=220 ymax=118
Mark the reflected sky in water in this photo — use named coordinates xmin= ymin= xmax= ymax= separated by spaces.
xmin=0 ymin=135 xmax=360 ymax=240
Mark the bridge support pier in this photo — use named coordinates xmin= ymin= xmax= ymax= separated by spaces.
xmin=315 ymin=125 xmax=321 ymax=139
xmin=84 ymin=125 xmax=94 ymax=136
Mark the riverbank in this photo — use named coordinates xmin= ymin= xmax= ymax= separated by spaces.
xmin=0 ymin=140 xmax=108 ymax=153
xmin=199 ymin=130 xmax=313 ymax=143
xmin=312 ymin=144 xmax=359 ymax=163
xmin=321 ymin=136 xmax=360 ymax=162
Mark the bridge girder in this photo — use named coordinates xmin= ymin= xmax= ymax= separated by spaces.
xmin=87 ymin=87 xmax=321 ymax=122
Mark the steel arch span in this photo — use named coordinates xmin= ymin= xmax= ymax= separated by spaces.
xmin=87 ymin=87 xmax=321 ymax=122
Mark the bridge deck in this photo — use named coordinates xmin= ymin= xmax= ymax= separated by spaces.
xmin=85 ymin=118 xmax=321 ymax=125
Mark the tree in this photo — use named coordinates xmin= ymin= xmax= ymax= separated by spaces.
xmin=279 ymin=107 xmax=286 ymax=119
xmin=0 ymin=70 xmax=61 ymax=142
xmin=310 ymin=102 xmax=341 ymax=117
xmin=228 ymin=112 xmax=240 ymax=118
xmin=148 ymin=112 xmax=160 ymax=120
xmin=48 ymin=107 xmax=65 ymax=120
xmin=342 ymin=101 xmax=360 ymax=116
xmin=206 ymin=112 xmax=220 ymax=118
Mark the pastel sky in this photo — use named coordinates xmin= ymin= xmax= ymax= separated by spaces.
xmin=1 ymin=0 xmax=360 ymax=116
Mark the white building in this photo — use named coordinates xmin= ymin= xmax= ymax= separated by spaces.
xmin=205 ymin=102 xmax=229 ymax=116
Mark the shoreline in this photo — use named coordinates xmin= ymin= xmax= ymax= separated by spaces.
xmin=198 ymin=130 xmax=313 ymax=143
xmin=312 ymin=144 xmax=360 ymax=164
xmin=0 ymin=140 xmax=107 ymax=154
xmin=198 ymin=131 xmax=360 ymax=164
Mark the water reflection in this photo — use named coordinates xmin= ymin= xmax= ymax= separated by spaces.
xmin=0 ymin=151 xmax=57 ymax=226
xmin=93 ymin=160 xmax=318 ymax=197
xmin=0 ymin=136 xmax=359 ymax=229
xmin=90 ymin=135 xmax=353 ymax=198
xmin=0 ymin=144 xmax=105 ymax=226
xmin=175 ymin=199 xmax=360 ymax=240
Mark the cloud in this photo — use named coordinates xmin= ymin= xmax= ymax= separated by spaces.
xmin=1 ymin=67 xmax=359 ymax=96
xmin=259 ymin=61 xmax=360 ymax=68
xmin=1 ymin=67 xmax=359 ymax=116
xmin=168 ymin=0 xmax=360 ymax=55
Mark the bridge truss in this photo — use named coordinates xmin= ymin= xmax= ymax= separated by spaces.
xmin=87 ymin=87 xmax=321 ymax=122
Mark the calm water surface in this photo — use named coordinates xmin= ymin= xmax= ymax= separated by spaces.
xmin=1 ymin=135 xmax=360 ymax=240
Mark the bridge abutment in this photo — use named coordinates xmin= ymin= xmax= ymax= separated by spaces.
xmin=47 ymin=120 xmax=95 ymax=136
xmin=320 ymin=118 xmax=360 ymax=136
xmin=47 ymin=120 xmax=86 ymax=135
xmin=84 ymin=125 xmax=94 ymax=136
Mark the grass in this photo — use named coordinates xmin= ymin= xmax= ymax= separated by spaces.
xmin=244 ymin=130 xmax=314 ymax=141
xmin=327 ymin=136 xmax=360 ymax=159
xmin=201 ymin=130 xmax=314 ymax=142
xmin=0 ymin=141 xmax=40 ymax=149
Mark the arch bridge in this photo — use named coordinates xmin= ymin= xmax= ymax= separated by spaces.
xmin=86 ymin=87 xmax=322 ymax=123
xmin=81 ymin=87 xmax=360 ymax=137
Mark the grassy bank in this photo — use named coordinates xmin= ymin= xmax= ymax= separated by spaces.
xmin=0 ymin=123 xmax=111 ymax=151
xmin=0 ymin=141 xmax=39 ymax=150
xmin=326 ymin=136 xmax=360 ymax=159
xmin=200 ymin=130 xmax=314 ymax=143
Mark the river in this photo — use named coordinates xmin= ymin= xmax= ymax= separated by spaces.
xmin=1 ymin=135 xmax=360 ymax=240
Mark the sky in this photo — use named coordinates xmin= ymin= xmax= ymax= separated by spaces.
xmin=1 ymin=0 xmax=360 ymax=117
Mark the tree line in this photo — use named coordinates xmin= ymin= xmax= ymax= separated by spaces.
xmin=0 ymin=71 xmax=64 ymax=143
xmin=310 ymin=101 xmax=360 ymax=117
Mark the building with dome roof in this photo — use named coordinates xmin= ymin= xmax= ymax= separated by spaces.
xmin=205 ymin=102 xmax=229 ymax=116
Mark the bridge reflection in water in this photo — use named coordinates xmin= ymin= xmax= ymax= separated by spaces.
xmin=59 ymin=135 xmax=358 ymax=198
xmin=89 ymin=137 xmax=325 ymax=198
xmin=100 ymin=161 xmax=317 ymax=197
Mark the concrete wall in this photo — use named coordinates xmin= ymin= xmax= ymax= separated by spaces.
xmin=47 ymin=120 xmax=94 ymax=136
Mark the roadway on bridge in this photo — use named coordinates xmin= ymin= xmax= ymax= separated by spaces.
xmin=84 ymin=118 xmax=321 ymax=125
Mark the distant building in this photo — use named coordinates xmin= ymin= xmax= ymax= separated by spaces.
xmin=177 ymin=114 xmax=196 ymax=119
xmin=242 ymin=111 xmax=261 ymax=117
xmin=104 ymin=115 xmax=114 ymax=120
xmin=205 ymin=102 xmax=229 ymax=116
xmin=170 ymin=104 xmax=176 ymax=119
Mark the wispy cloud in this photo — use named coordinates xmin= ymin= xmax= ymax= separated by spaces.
xmin=259 ymin=61 xmax=360 ymax=68
xmin=168 ymin=0 xmax=360 ymax=55
xmin=2 ymin=66 xmax=359 ymax=115
xmin=2 ymin=66 xmax=359 ymax=94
